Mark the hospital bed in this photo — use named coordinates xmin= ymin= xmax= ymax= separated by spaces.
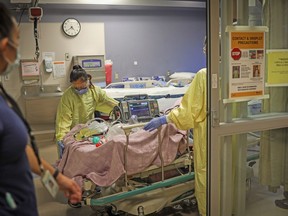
xmin=56 ymin=94 xmax=259 ymax=215
xmin=57 ymin=116 xmax=195 ymax=215
xmin=103 ymin=77 xmax=192 ymax=101
xmin=103 ymin=77 xmax=192 ymax=114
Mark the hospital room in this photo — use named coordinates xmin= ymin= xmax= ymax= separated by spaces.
xmin=0 ymin=0 xmax=287 ymax=216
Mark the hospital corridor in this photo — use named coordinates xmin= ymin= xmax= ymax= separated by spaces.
xmin=0 ymin=0 xmax=288 ymax=216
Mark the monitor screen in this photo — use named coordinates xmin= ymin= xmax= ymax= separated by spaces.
xmin=128 ymin=101 xmax=150 ymax=118
xmin=129 ymin=83 xmax=146 ymax=88
xmin=81 ymin=59 xmax=102 ymax=69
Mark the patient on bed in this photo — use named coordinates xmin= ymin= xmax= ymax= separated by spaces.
xmin=57 ymin=122 xmax=187 ymax=188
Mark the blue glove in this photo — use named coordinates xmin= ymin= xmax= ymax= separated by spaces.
xmin=143 ymin=116 xmax=167 ymax=131
xmin=57 ymin=140 xmax=65 ymax=159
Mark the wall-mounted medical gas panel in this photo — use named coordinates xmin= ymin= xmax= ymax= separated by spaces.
xmin=73 ymin=55 xmax=105 ymax=83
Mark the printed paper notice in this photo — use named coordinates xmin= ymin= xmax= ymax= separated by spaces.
xmin=21 ymin=61 xmax=40 ymax=77
xmin=53 ymin=61 xmax=65 ymax=78
xmin=228 ymin=31 xmax=265 ymax=99
xmin=266 ymin=50 xmax=288 ymax=85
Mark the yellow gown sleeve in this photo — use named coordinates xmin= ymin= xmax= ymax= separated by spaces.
xmin=91 ymin=86 xmax=119 ymax=114
xmin=55 ymin=92 xmax=73 ymax=141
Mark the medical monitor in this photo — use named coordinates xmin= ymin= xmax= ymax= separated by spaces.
xmin=82 ymin=59 xmax=102 ymax=69
xmin=128 ymin=101 xmax=150 ymax=118
xmin=119 ymin=98 xmax=160 ymax=122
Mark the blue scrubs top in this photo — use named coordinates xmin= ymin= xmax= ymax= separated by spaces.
xmin=0 ymin=95 xmax=38 ymax=215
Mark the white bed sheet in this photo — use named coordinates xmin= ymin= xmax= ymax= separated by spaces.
xmin=103 ymin=85 xmax=188 ymax=100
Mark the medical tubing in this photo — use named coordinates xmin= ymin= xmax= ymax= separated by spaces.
xmin=0 ymin=83 xmax=44 ymax=173
xmin=109 ymin=105 xmax=122 ymax=122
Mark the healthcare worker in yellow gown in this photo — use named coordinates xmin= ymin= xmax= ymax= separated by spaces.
xmin=56 ymin=65 xmax=119 ymax=158
xmin=144 ymin=44 xmax=207 ymax=215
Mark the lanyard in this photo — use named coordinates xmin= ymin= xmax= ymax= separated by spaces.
xmin=0 ymin=82 xmax=44 ymax=173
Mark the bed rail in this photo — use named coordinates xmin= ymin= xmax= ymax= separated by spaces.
xmin=86 ymin=172 xmax=195 ymax=206
xmin=105 ymin=80 xmax=164 ymax=89
xmin=121 ymin=123 xmax=192 ymax=187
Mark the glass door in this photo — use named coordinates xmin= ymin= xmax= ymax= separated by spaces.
xmin=207 ymin=0 xmax=288 ymax=216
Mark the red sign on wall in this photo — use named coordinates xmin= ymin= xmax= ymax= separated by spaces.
xmin=231 ymin=48 xmax=241 ymax=60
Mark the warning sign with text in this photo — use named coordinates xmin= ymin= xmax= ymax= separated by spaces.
xmin=266 ymin=49 xmax=288 ymax=86
xmin=228 ymin=29 xmax=266 ymax=99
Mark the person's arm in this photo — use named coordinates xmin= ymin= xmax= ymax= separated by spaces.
xmin=25 ymin=145 xmax=81 ymax=203
xmin=168 ymin=69 xmax=206 ymax=130
xmin=144 ymin=69 xmax=207 ymax=132
xmin=92 ymin=86 xmax=119 ymax=113
xmin=55 ymin=97 xmax=73 ymax=142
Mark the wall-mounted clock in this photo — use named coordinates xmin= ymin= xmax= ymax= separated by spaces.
xmin=62 ymin=18 xmax=81 ymax=37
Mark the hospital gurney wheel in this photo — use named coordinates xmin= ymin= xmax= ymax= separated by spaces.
xmin=90 ymin=205 xmax=110 ymax=216
xmin=89 ymin=193 xmax=110 ymax=215
xmin=182 ymin=197 xmax=198 ymax=209
xmin=172 ymin=197 xmax=197 ymax=212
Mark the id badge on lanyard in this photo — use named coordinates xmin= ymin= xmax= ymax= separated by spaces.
xmin=41 ymin=170 xmax=59 ymax=198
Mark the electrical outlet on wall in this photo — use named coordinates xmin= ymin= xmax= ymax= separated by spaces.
xmin=65 ymin=53 xmax=70 ymax=61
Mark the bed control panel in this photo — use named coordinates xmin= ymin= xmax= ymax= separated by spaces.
xmin=119 ymin=99 xmax=160 ymax=122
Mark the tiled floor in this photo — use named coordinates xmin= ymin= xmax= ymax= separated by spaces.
xmin=246 ymin=183 xmax=287 ymax=216
xmin=35 ymin=144 xmax=287 ymax=216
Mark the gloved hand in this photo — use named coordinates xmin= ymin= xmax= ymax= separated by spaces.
xmin=143 ymin=116 xmax=167 ymax=131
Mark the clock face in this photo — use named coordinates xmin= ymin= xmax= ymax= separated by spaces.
xmin=62 ymin=18 xmax=81 ymax=37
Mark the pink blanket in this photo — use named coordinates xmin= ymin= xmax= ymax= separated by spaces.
xmin=57 ymin=123 xmax=187 ymax=187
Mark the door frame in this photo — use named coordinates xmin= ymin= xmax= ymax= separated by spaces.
xmin=207 ymin=0 xmax=288 ymax=216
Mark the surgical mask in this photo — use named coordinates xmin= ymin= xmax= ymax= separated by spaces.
xmin=1 ymin=41 xmax=20 ymax=76
xmin=74 ymin=87 xmax=88 ymax=95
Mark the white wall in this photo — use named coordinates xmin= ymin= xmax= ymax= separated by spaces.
xmin=19 ymin=22 xmax=105 ymax=86
xmin=3 ymin=22 xmax=105 ymax=101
